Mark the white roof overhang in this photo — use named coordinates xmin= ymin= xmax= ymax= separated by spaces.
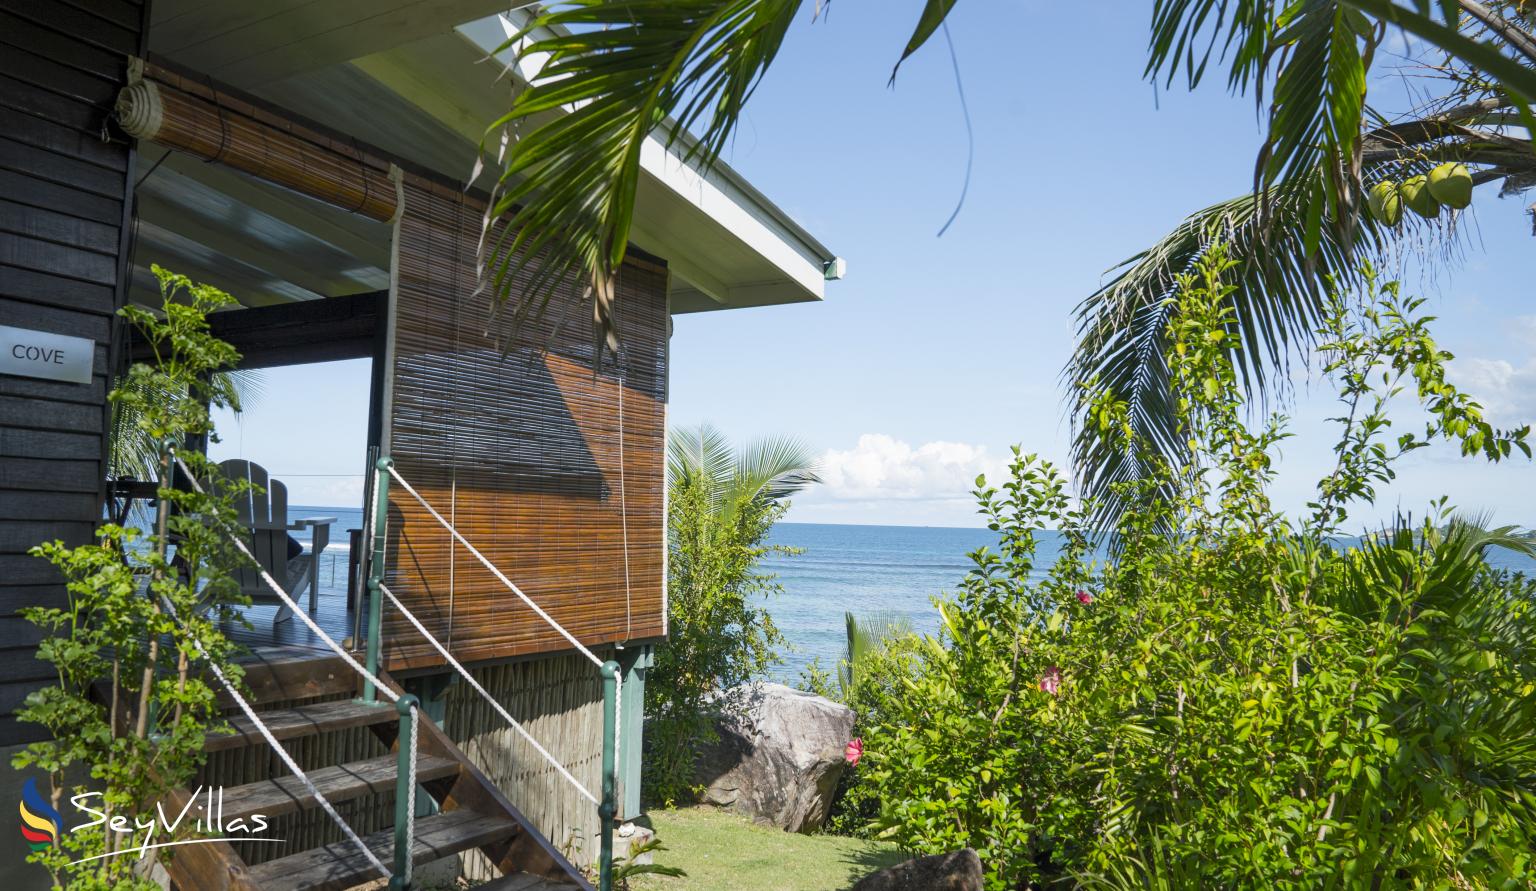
xmin=137 ymin=1 xmax=839 ymax=314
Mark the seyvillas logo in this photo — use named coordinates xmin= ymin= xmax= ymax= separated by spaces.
xmin=17 ymin=778 xmax=280 ymax=865
xmin=19 ymin=778 xmax=62 ymax=852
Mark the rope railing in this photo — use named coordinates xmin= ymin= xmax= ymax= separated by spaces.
xmin=173 ymin=599 xmax=390 ymax=880
xmin=181 ymin=454 xmax=619 ymax=890
xmin=175 ymin=456 xmax=401 ymax=704
xmin=381 ymin=461 xmax=624 ymax=891
xmin=378 ymin=581 xmax=599 ymax=805
xmin=173 ymin=456 xmax=421 ymax=888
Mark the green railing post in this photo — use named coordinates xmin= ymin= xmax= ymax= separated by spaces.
xmin=389 ymin=692 xmax=419 ymax=891
xmin=599 ymin=660 xmax=619 ymax=891
xmin=364 ymin=457 xmax=393 ymax=703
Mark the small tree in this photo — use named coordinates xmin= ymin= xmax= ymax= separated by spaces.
xmin=15 ymin=266 xmax=253 ymax=888
xmin=643 ymin=424 xmax=818 ymax=806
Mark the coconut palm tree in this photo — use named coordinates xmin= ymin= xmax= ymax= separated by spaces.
xmin=479 ymin=1 xmax=1535 ymax=528
xmin=1069 ymin=1 xmax=1536 ymax=527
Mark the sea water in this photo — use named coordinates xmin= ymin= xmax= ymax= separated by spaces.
xmin=287 ymin=511 xmax=1536 ymax=684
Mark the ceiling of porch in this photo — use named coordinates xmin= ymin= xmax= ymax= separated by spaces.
xmin=129 ymin=1 xmax=837 ymax=316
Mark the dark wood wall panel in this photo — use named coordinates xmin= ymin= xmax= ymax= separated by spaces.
xmin=382 ymin=177 xmax=667 ymax=671
xmin=0 ymin=0 xmax=142 ymax=744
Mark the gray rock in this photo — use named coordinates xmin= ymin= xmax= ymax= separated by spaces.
xmin=850 ymin=849 xmax=985 ymax=891
xmin=695 ymin=682 xmax=855 ymax=833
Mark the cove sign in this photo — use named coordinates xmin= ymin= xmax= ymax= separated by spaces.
xmin=0 ymin=324 xmax=93 ymax=384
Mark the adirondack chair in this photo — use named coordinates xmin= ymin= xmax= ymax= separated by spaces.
xmin=216 ymin=459 xmax=335 ymax=624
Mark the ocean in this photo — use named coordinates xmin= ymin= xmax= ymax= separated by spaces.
xmin=287 ymin=511 xmax=1536 ymax=684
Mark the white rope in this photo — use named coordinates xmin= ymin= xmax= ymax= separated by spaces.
xmin=379 ymin=582 xmax=599 ymax=806
xmin=402 ymin=704 xmax=418 ymax=887
xmin=385 ymin=464 xmax=625 ymax=807
xmin=176 ymin=456 xmax=399 ymax=704
xmin=161 ymin=594 xmax=389 ymax=880
xmin=386 ymin=465 xmax=604 ymax=671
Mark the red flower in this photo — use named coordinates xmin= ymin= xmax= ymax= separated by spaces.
xmin=1076 ymin=590 xmax=1094 ymax=604
xmin=1039 ymin=666 xmax=1063 ymax=696
xmin=844 ymin=737 xmax=864 ymax=767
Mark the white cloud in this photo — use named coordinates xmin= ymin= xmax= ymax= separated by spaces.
xmin=1449 ymin=357 xmax=1536 ymax=423
xmin=813 ymin=434 xmax=1006 ymax=503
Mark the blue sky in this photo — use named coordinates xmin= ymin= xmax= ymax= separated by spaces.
xmin=215 ymin=3 xmax=1535 ymax=529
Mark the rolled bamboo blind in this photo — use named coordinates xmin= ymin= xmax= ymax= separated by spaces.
xmin=381 ymin=176 xmax=668 ymax=671
xmin=115 ymin=62 xmax=398 ymax=222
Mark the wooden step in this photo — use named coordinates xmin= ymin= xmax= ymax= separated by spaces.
xmin=224 ymin=648 xmax=359 ymax=707
xmin=477 ymin=873 xmax=583 ymax=890
xmin=218 ymin=754 xmax=461 ymax=821
xmin=206 ymin=699 xmax=396 ymax=752
xmin=244 ymin=808 xmax=519 ymax=891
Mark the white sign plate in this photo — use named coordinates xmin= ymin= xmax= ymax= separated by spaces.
xmin=0 ymin=324 xmax=95 ymax=385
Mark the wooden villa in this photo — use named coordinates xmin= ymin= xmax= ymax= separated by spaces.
xmin=0 ymin=2 xmax=839 ymax=888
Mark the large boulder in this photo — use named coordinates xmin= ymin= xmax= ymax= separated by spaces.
xmin=695 ymin=683 xmax=854 ymax=833
xmin=850 ymin=849 xmax=985 ymax=891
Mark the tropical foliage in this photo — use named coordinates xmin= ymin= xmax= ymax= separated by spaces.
xmin=1072 ymin=0 xmax=1536 ymax=528
xmin=842 ymin=249 xmax=1535 ymax=888
xmin=644 ymin=425 xmax=819 ymax=805
xmin=477 ymin=1 xmax=1535 ymax=527
xmin=15 ymin=267 xmax=252 ymax=888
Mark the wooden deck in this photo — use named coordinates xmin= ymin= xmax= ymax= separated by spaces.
xmin=223 ymin=551 xmax=358 ymax=653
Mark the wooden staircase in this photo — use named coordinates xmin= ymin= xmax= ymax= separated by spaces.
xmin=164 ymin=648 xmax=591 ymax=891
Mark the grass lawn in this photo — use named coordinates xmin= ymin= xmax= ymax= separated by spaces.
xmin=630 ymin=807 xmax=908 ymax=891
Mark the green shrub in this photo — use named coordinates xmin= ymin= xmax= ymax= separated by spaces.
xmin=855 ymin=248 xmax=1536 ymax=888
xmin=643 ymin=426 xmax=817 ymax=806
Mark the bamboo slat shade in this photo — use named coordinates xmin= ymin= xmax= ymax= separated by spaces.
xmin=111 ymin=60 xmax=667 ymax=669
xmin=381 ymin=176 xmax=667 ymax=671
xmin=115 ymin=63 xmax=398 ymax=223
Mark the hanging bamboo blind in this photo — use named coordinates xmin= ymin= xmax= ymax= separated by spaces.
xmin=381 ymin=175 xmax=667 ymax=671
xmin=115 ymin=62 xmax=398 ymax=222
xmin=113 ymin=58 xmax=668 ymax=670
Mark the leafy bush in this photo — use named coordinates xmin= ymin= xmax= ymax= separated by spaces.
xmin=643 ymin=426 xmax=817 ymax=806
xmin=16 ymin=267 xmax=253 ymax=888
xmin=854 ymin=248 xmax=1536 ymax=888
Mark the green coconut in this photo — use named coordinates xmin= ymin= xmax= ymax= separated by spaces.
xmin=1367 ymin=180 xmax=1402 ymax=227
xmin=1427 ymin=162 xmax=1472 ymax=209
xmin=1400 ymin=174 xmax=1440 ymax=219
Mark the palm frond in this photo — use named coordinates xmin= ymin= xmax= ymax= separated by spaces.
xmin=727 ymin=434 xmax=821 ymax=507
xmin=841 ymin=609 xmax=912 ymax=695
xmin=1069 ymin=83 xmax=1533 ymax=533
xmin=668 ymin=423 xmax=734 ymax=489
xmin=480 ymin=1 xmax=805 ymax=360
xmin=1068 ymin=175 xmax=1390 ymax=531
xmin=108 ymin=369 xmax=262 ymax=480
xmin=669 ymin=425 xmax=819 ymax=522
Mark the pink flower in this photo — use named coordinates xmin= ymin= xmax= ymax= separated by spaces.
xmin=1076 ymin=590 xmax=1094 ymax=604
xmin=844 ymin=737 xmax=864 ymax=767
xmin=1039 ymin=666 xmax=1063 ymax=696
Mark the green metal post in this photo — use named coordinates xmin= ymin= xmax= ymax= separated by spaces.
xmin=599 ymin=660 xmax=619 ymax=891
xmin=388 ymin=693 xmax=419 ymax=891
xmin=364 ymin=457 xmax=393 ymax=702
